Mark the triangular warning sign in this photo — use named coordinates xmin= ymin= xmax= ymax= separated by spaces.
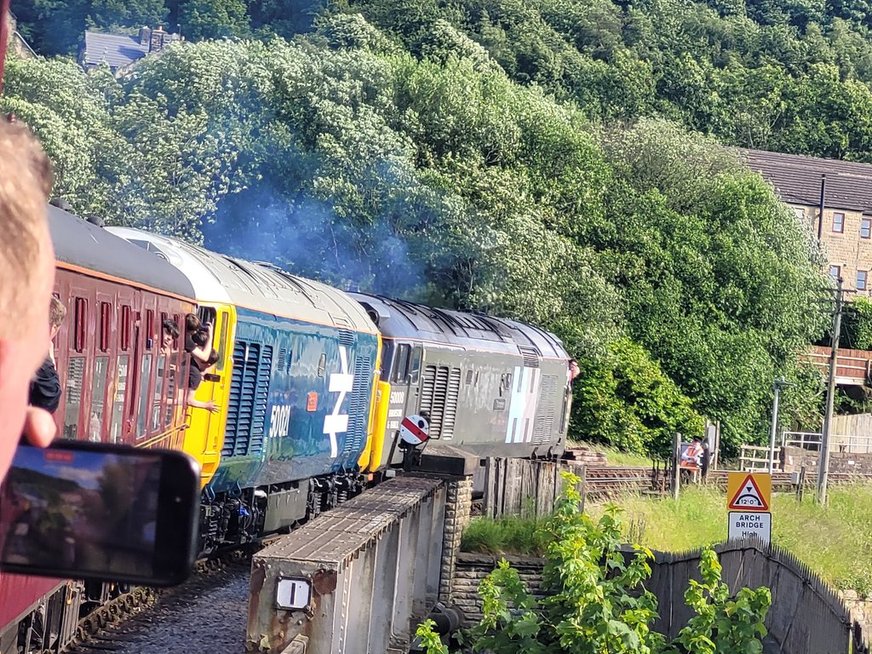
xmin=728 ymin=474 xmax=769 ymax=511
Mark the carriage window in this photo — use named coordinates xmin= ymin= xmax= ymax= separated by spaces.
xmin=99 ymin=303 xmax=111 ymax=352
xmin=63 ymin=357 xmax=85 ymax=439
xmin=137 ymin=354 xmax=152 ymax=437
xmin=89 ymin=356 xmax=109 ymax=442
xmin=110 ymin=354 xmax=129 ymax=443
xmin=72 ymin=298 xmax=87 ymax=352
xmin=408 ymin=347 xmax=422 ymax=384
xmin=393 ymin=344 xmax=410 ymax=383
xmin=145 ymin=310 xmax=154 ymax=350
xmin=153 ymin=354 xmax=166 ymax=431
xmin=120 ymin=306 xmax=131 ymax=350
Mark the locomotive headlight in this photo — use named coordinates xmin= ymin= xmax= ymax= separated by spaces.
xmin=276 ymin=577 xmax=312 ymax=610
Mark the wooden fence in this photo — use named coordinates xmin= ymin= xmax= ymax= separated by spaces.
xmin=649 ymin=540 xmax=868 ymax=653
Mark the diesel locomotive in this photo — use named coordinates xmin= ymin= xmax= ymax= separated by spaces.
xmin=0 ymin=205 xmax=573 ymax=653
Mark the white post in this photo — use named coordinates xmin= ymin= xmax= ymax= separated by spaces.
xmin=769 ymin=380 xmax=782 ymax=473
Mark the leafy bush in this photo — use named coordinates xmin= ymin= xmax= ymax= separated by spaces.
xmin=419 ymin=472 xmax=770 ymax=654
xmin=570 ymin=338 xmax=704 ymax=457
xmin=842 ymin=297 xmax=872 ymax=351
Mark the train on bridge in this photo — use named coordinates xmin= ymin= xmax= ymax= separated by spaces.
xmin=0 ymin=203 xmax=574 ymax=654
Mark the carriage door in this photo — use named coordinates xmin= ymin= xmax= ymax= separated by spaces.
xmin=196 ymin=306 xmax=231 ymax=457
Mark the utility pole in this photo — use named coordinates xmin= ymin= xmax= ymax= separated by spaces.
xmin=768 ymin=378 xmax=787 ymax=473
xmin=817 ymin=276 xmax=845 ymax=505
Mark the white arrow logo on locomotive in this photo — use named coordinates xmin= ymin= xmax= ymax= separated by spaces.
xmin=323 ymin=346 xmax=354 ymax=458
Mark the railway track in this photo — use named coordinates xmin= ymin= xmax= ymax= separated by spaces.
xmin=582 ymin=465 xmax=872 ymax=501
xmin=63 ymin=550 xmax=251 ymax=654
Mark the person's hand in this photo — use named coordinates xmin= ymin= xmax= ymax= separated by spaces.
xmin=206 ymin=401 xmax=220 ymax=414
xmin=22 ymin=406 xmax=56 ymax=447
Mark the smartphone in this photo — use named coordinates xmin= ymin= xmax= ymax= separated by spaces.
xmin=0 ymin=441 xmax=201 ymax=587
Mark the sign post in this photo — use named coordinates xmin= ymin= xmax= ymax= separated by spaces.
xmin=726 ymin=471 xmax=772 ymax=544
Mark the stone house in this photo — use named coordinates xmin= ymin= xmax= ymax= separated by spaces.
xmin=741 ymin=148 xmax=872 ymax=294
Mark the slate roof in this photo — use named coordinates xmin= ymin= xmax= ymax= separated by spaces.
xmin=739 ymin=148 xmax=872 ymax=214
xmin=81 ymin=31 xmax=149 ymax=69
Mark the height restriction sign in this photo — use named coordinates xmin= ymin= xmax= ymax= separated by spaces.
xmin=726 ymin=471 xmax=772 ymax=545
xmin=726 ymin=472 xmax=771 ymax=511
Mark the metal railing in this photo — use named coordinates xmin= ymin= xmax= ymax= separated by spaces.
xmin=739 ymin=444 xmax=782 ymax=472
xmin=782 ymin=430 xmax=872 ymax=454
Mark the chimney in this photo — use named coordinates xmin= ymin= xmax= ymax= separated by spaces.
xmin=149 ymin=25 xmax=165 ymax=52
xmin=139 ymin=26 xmax=151 ymax=46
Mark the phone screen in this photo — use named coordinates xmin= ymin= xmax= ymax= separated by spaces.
xmin=0 ymin=446 xmax=165 ymax=580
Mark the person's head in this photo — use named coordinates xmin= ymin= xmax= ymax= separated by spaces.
xmin=184 ymin=313 xmax=200 ymax=333
xmin=49 ymin=296 xmax=66 ymax=341
xmin=162 ymin=319 xmax=179 ymax=350
xmin=192 ymin=327 xmax=210 ymax=348
xmin=568 ymin=358 xmax=580 ymax=380
xmin=0 ymin=118 xmax=56 ymax=481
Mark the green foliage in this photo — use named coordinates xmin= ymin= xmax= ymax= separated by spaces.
xmin=589 ymin=484 xmax=872 ymax=596
xmin=460 ymin=514 xmax=549 ymax=557
xmin=4 ymin=14 xmax=825 ymax=457
xmin=571 ymin=338 xmax=704 ymax=456
xmin=422 ymin=473 xmax=770 ymax=654
xmin=416 ymin=619 xmax=449 ymax=654
xmin=842 ymin=297 xmax=872 ymax=350
xmin=674 ymin=550 xmax=771 ymax=654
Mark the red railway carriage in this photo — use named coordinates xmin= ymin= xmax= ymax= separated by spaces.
xmin=0 ymin=205 xmax=197 ymax=654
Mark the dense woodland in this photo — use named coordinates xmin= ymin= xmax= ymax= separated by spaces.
xmin=6 ymin=0 xmax=847 ymax=456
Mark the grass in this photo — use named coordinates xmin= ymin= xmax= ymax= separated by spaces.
xmin=598 ymin=484 xmax=872 ymax=596
xmin=462 ymin=484 xmax=872 ymax=596
xmin=460 ymin=514 xmax=549 ymax=556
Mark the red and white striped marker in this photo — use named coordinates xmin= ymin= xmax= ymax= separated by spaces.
xmin=399 ymin=414 xmax=429 ymax=446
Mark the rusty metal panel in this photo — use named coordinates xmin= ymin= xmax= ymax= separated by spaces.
xmin=247 ymin=476 xmax=446 ymax=654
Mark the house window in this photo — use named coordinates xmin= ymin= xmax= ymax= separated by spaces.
xmin=833 ymin=212 xmax=845 ymax=233
xmin=830 ymin=265 xmax=841 ymax=280
xmin=793 ymin=207 xmax=805 ymax=220
xmin=862 ymin=217 xmax=872 ymax=239
xmin=859 ymin=271 xmax=868 ymax=291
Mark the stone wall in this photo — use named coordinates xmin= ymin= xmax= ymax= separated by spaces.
xmin=781 ymin=444 xmax=872 ymax=475
xmin=439 ymin=476 xmax=473 ymax=602
xmin=796 ymin=204 xmax=872 ymax=293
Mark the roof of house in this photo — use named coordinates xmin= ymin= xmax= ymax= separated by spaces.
xmin=739 ymin=148 xmax=872 ymax=214
xmin=81 ymin=31 xmax=149 ymax=69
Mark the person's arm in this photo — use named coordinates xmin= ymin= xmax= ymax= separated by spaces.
xmin=186 ymin=388 xmax=219 ymax=413
xmin=189 ymin=323 xmax=214 ymax=364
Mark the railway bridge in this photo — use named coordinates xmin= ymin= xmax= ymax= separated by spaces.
xmin=244 ymin=451 xmax=870 ymax=654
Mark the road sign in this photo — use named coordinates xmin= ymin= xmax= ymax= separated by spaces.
xmin=726 ymin=472 xmax=771 ymax=512
xmin=727 ymin=511 xmax=771 ymax=544
xmin=399 ymin=414 xmax=429 ymax=447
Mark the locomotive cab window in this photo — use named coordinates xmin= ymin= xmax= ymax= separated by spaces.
xmin=393 ymin=344 xmax=411 ymax=383
xmin=409 ymin=347 xmax=422 ymax=384
xmin=197 ymin=306 xmax=217 ymax=350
